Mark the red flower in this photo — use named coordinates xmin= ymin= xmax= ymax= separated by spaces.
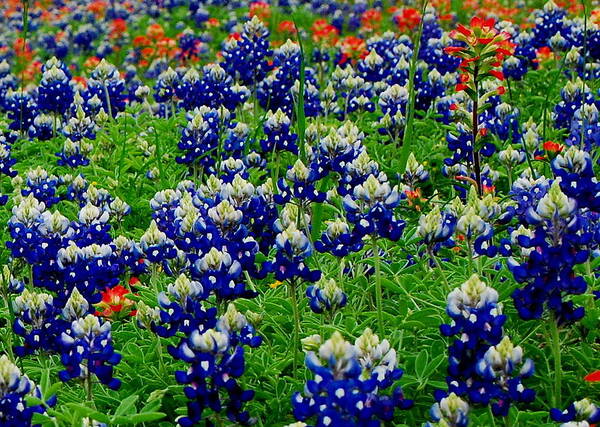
xmin=444 ymin=46 xmax=465 ymax=55
xmin=95 ymin=285 xmax=136 ymax=319
xmin=110 ymin=18 xmax=127 ymax=39
xmin=585 ymin=371 xmax=600 ymax=382
xmin=361 ymin=9 xmax=382 ymax=31
xmin=338 ymin=36 xmax=368 ymax=62
xmin=206 ymin=18 xmax=220 ymax=28
xmin=483 ymin=184 xmax=496 ymax=194
xmin=543 ymin=141 xmax=564 ymax=153
xmin=488 ymin=70 xmax=504 ymax=80
xmin=249 ymin=2 xmax=271 ymax=21
xmin=394 ymin=8 xmax=421 ymax=33
xmin=311 ymin=19 xmax=339 ymax=46
xmin=278 ymin=20 xmax=297 ymax=34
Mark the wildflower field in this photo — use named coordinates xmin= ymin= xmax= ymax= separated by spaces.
xmin=2 ymin=0 xmax=600 ymax=425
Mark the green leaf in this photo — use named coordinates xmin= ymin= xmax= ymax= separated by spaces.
xmin=415 ymin=349 xmax=429 ymax=380
xmin=65 ymin=403 xmax=111 ymax=424
xmin=112 ymin=412 xmax=166 ymax=425
xmin=114 ymin=394 xmax=139 ymax=416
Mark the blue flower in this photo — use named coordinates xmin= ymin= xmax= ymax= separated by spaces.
xmin=550 ymin=398 xmax=600 ymax=425
xmin=59 ymin=314 xmax=121 ymax=390
xmin=291 ymin=330 xmax=412 ymax=426
xmin=306 ymin=278 xmax=347 ymax=314
xmin=0 ymin=354 xmax=55 ymax=425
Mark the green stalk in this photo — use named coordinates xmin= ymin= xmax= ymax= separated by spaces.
xmin=371 ymin=236 xmax=385 ymax=336
xmin=293 ymin=16 xmax=307 ymax=161
xmin=398 ymin=0 xmax=428 ymax=172
xmin=288 ymin=279 xmax=302 ymax=376
xmin=548 ymin=316 xmax=562 ymax=408
xmin=428 ymin=247 xmax=449 ymax=291
xmin=542 ymin=56 xmax=566 ymax=141
xmin=488 ymin=405 xmax=497 ymax=427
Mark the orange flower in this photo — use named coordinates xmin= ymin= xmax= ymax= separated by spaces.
xmin=394 ymin=8 xmax=421 ymax=33
xmin=84 ymin=56 xmax=101 ymax=69
xmin=543 ymin=141 xmax=564 ymax=153
xmin=110 ymin=18 xmax=127 ymax=39
xmin=278 ymin=20 xmax=297 ymax=34
xmin=311 ymin=19 xmax=339 ymax=46
xmin=249 ymin=2 xmax=271 ymax=21
xmin=338 ymin=36 xmax=367 ymax=64
xmin=535 ymin=46 xmax=553 ymax=64
xmin=87 ymin=0 xmax=107 ymax=18
xmin=404 ymin=188 xmax=425 ymax=211
xmin=95 ymin=285 xmax=136 ymax=319
xmin=361 ymin=9 xmax=382 ymax=32
xmin=207 ymin=18 xmax=220 ymax=28
xmin=147 ymin=23 xmax=165 ymax=40
xmin=133 ymin=35 xmax=151 ymax=47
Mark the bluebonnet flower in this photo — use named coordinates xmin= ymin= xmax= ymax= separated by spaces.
xmin=177 ymin=64 xmax=249 ymax=111
xmin=28 ymin=114 xmax=56 ymax=141
xmin=38 ymin=58 xmax=74 ymax=116
xmin=403 ymin=153 xmax=429 ymax=189
xmin=306 ymin=278 xmax=347 ymax=315
xmin=510 ymin=174 xmax=550 ymax=219
xmin=4 ymin=89 xmax=38 ymax=134
xmin=531 ymin=0 xmax=567 ymax=48
xmin=0 ymin=354 xmax=55 ymax=425
xmin=73 ymin=24 xmax=99 ymax=51
xmin=177 ymin=106 xmax=230 ymax=173
xmin=475 ymin=336 xmax=535 ymax=416
xmin=343 ymin=174 xmax=404 ymax=241
xmin=12 ymin=289 xmax=60 ymax=356
xmin=498 ymin=144 xmax=526 ymax=173
xmin=56 ymin=138 xmax=93 ymax=168
xmin=553 ymin=79 xmax=592 ymax=131
xmin=169 ymin=303 xmax=261 ymax=426
xmin=21 ymin=167 xmax=60 ymax=207
xmin=440 ymin=274 xmax=535 ymax=415
xmin=140 ymin=220 xmax=177 ymax=264
xmin=260 ymin=109 xmax=298 ymax=155
xmin=551 ymin=398 xmax=600 ymax=425
xmin=417 ymin=206 xmax=456 ymax=252
xmin=263 ymin=223 xmax=321 ymax=283
xmin=377 ymin=84 xmax=407 ymax=141
xmin=315 ymin=217 xmax=364 ymax=257
xmin=86 ymin=59 xmax=127 ymax=117
xmin=275 ymin=159 xmax=326 ymax=205
xmin=155 ymin=273 xmax=213 ymax=338
xmin=153 ymin=67 xmax=180 ymax=109
xmin=425 ymin=393 xmax=470 ymax=427
xmin=358 ymin=49 xmax=387 ymax=83
xmin=551 ymin=146 xmax=600 ymax=211
xmin=509 ymin=179 xmax=590 ymax=323
xmin=456 ymin=206 xmax=495 ymax=256
xmin=192 ymin=246 xmax=256 ymax=301
xmin=0 ymin=137 xmax=17 ymax=205
xmin=566 ymin=103 xmax=600 ymax=150
xmin=59 ymin=314 xmax=121 ymax=390
xmin=258 ymin=39 xmax=301 ymax=116
xmin=221 ymin=16 xmax=272 ymax=86
xmin=292 ymin=330 xmax=413 ymax=426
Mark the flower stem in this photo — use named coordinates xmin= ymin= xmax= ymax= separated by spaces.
xmin=428 ymin=247 xmax=449 ymax=291
xmin=488 ymin=405 xmax=497 ymax=427
xmin=371 ymin=236 xmax=384 ymax=336
xmin=288 ymin=279 xmax=301 ymax=376
xmin=548 ymin=315 xmax=562 ymax=408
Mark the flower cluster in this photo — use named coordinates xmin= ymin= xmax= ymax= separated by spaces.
xmin=292 ymin=330 xmax=413 ymax=425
